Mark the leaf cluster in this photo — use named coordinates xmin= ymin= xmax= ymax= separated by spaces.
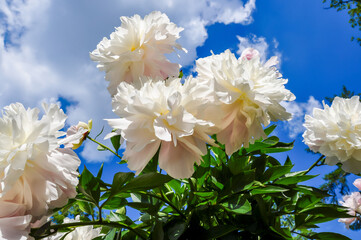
xmin=323 ymin=0 xmax=361 ymax=45
xmin=31 ymin=127 xmax=351 ymax=239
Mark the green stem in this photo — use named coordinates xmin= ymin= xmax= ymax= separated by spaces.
xmin=48 ymin=221 xmax=145 ymax=239
xmin=303 ymin=155 xmax=325 ymax=175
xmin=87 ymin=136 xmax=123 ymax=160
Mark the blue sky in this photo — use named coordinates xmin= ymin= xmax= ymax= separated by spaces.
xmin=1 ymin=0 xmax=361 ymax=238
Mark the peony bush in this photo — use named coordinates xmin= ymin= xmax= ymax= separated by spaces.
xmin=1 ymin=11 xmax=359 ymax=240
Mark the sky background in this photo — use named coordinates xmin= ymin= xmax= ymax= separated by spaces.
xmin=1 ymin=0 xmax=361 ymax=238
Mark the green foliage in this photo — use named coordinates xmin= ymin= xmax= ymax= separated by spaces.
xmin=323 ymin=0 xmax=361 ymax=45
xmin=31 ymin=126 xmax=352 ymax=239
xmin=324 ymin=85 xmax=361 ymax=104
xmin=320 ymin=166 xmax=351 ymax=203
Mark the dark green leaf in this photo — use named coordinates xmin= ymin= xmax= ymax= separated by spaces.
xmin=207 ymin=225 xmax=238 ymax=238
xmin=220 ymin=170 xmax=255 ymax=198
xmin=152 ymin=222 xmax=164 ymax=240
xmin=164 ymin=220 xmax=186 ymax=240
xmin=264 ymin=124 xmax=277 ymax=136
xmin=110 ymin=134 xmax=122 ymax=152
xmin=77 ymin=201 xmax=94 ymax=215
xmin=102 ymin=197 xmax=127 ymax=210
xmin=127 ymin=202 xmax=160 ymax=215
xmin=122 ymin=173 xmax=172 ymax=191
xmin=78 ymin=166 xmax=100 ymax=204
xmin=275 ymin=175 xmax=317 ymax=185
xmin=261 ymin=165 xmax=293 ymax=182
xmin=111 ymin=172 xmax=135 ymax=195
xmin=250 ymin=185 xmax=289 ymax=195
xmin=221 ymin=195 xmax=252 ymax=214
xmin=228 ymin=155 xmax=250 ymax=175
xmin=104 ymin=228 xmax=117 ymax=240
xmin=261 ymin=141 xmax=294 ymax=154
xmin=310 ymin=232 xmax=351 ymax=240
xmin=97 ymin=163 xmax=104 ymax=179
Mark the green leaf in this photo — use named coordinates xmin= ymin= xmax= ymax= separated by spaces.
xmin=104 ymin=228 xmax=117 ymax=240
xmin=108 ymin=211 xmax=126 ymax=222
xmin=110 ymin=134 xmax=122 ymax=152
xmin=77 ymin=201 xmax=94 ymax=215
xmin=102 ymin=197 xmax=127 ymax=210
xmin=221 ymin=195 xmax=252 ymax=214
xmin=207 ymin=225 xmax=238 ymax=238
xmin=122 ymin=173 xmax=172 ymax=191
xmin=228 ymin=155 xmax=250 ymax=175
xmin=310 ymin=232 xmax=351 ymax=240
xmin=220 ymin=170 xmax=255 ymax=198
xmin=274 ymin=175 xmax=317 ymax=185
xmin=261 ymin=165 xmax=293 ymax=182
xmin=97 ymin=163 xmax=104 ymax=179
xmin=252 ymin=156 xmax=267 ymax=179
xmin=167 ymin=179 xmax=184 ymax=194
xmin=261 ymin=141 xmax=294 ymax=154
xmin=164 ymin=220 xmax=186 ymax=240
xmin=300 ymin=205 xmax=350 ymax=218
xmin=78 ymin=166 xmax=100 ymax=204
xmin=264 ymin=124 xmax=276 ymax=136
xmin=152 ymin=222 xmax=164 ymax=240
xmin=194 ymin=191 xmax=217 ymax=199
xmin=127 ymin=202 xmax=159 ymax=215
xmin=211 ymin=147 xmax=227 ymax=164
xmin=111 ymin=172 xmax=135 ymax=195
xmin=269 ymin=226 xmax=292 ymax=239
xmin=296 ymin=195 xmax=322 ymax=211
xmin=251 ymin=185 xmax=289 ymax=195
xmin=284 ymin=156 xmax=292 ymax=166
xmin=263 ymin=136 xmax=279 ymax=145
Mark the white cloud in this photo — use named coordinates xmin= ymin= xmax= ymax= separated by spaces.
xmin=281 ymin=96 xmax=322 ymax=138
xmin=80 ymin=141 xmax=113 ymax=163
xmin=236 ymin=34 xmax=281 ymax=65
xmin=0 ymin=0 xmax=256 ymax=162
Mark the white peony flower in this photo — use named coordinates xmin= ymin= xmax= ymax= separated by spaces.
xmin=106 ymin=77 xmax=216 ymax=179
xmin=196 ymin=49 xmax=295 ymax=155
xmin=45 ymin=216 xmax=102 ymax=240
xmin=90 ymin=11 xmax=185 ymax=96
xmin=0 ymin=102 xmax=81 ymax=220
xmin=338 ymin=192 xmax=361 ymax=228
xmin=303 ymin=96 xmax=361 ymax=173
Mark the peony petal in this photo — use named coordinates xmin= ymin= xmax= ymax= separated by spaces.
xmin=158 ymin=141 xmax=199 ymax=179
xmin=125 ymin=141 xmax=161 ymax=175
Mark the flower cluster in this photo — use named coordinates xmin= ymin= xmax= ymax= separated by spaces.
xmin=303 ymin=96 xmax=361 ymax=174
xmin=0 ymin=103 xmax=81 ymax=239
xmin=90 ymin=11 xmax=185 ymax=96
xmin=339 ymin=179 xmax=361 ymax=228
xmin=93 ymin=12 xmax=296 ymax=178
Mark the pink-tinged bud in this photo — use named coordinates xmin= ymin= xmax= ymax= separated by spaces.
xmin=65 ymin=119 xmax=92 ymax=149
xmin=241 ymin=48 xmax=260 ymax=60
xmin=354 ymin=178 xmax=361 ymax=191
